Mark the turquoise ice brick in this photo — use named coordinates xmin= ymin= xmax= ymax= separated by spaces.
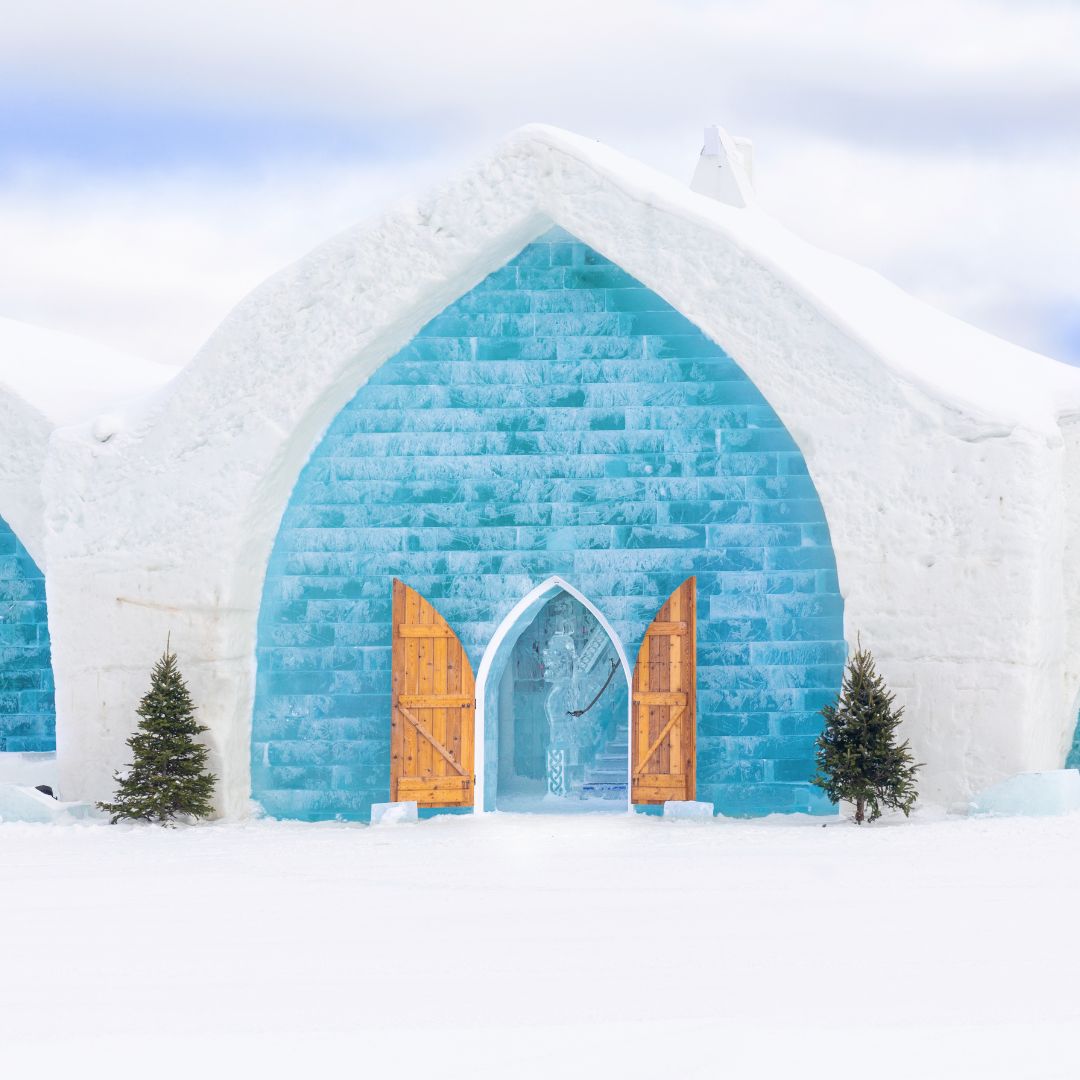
xmin=1067 ymin=710 xmax=1080 ymax=769
xmin=253 ymin=228 xmax=845 ymax=821
xmin=0 ymin=516 xmax=55 ymax=753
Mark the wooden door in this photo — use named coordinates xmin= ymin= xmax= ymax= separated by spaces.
xmin=631 ymin=577 xmax=696 ymax=804
xmin=391 ymin=579 xmax=475 ymax=807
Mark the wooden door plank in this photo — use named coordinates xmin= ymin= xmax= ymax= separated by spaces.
xmin=656 ymin=604 xmax=671 ymax=776
xmin=417 ymin=594 xmax=434 ymax=780
xmin=433 ymin=629 xmax=448 ymax=779
xmin=685 ymin=576 xmax=697 ymax=793
xmin=669 ymin=585 xmax=682 ymax=777
xmin=404 ymin=583 xmax=420 ymax=783
xmin=391 ymin=579 xmax=406 ymax=801
xmin=632 ymin=691 xmax=687 ymax=706
xmin=394 ymin=625 xmax=460 ymax=638
xmin=448 ymin=633 xmax=463 ymax=773
xmin=458 ymin=639 xmax=475 ymax=792
xmin=398 ymin=694 xmax=474 ymax=708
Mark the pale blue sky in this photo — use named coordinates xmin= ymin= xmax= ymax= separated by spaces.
xmin=1 ymin=0 xmax=1077 ymax=366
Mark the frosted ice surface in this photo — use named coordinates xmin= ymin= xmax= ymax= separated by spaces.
xmin=663 ymin=800 xmax=715 ymax=820
xmin=970 ymin=769 xmax=1080 ymax=817
xmin=0 ymin=783 xmax=103 ymax=824
xmin=370 ymin=801 xmax=418 ymax=825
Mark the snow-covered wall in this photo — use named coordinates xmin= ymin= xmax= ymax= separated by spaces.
xmin=1061 ymin=415 xmax=1080 ymax=766
xmin=39 ymin=125 xmax=1080 ymax=816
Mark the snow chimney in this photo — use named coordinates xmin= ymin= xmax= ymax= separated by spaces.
xmin=691 ymin=125 xmax=755 ymax=208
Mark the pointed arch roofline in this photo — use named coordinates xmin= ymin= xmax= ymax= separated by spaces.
xmin=130 ymin=122 xmax=1080 ymax=451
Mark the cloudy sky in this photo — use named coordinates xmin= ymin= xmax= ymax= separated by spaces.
xmin=1 ymin=0 xmax=1078 ymax=367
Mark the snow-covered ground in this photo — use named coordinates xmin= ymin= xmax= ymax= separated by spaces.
xmin=2 ymin=810 xmax=1078 ymax=1079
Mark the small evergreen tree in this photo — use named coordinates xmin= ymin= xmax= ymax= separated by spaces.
xmin=98 ymin=642 xmax=217 ymax=824
xmin=813 ymin=642 xmax=920 ymax=824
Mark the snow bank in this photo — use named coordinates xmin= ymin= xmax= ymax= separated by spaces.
xmin=0 ymin=315 xmax=177 ymax=428
xmin=0 ymin=316 xmax=178 ymax=564
xmin=0 ymin=751 xmax=57 ymax=789
xmin=1 ymin=812 xmax=1079 ymax=1079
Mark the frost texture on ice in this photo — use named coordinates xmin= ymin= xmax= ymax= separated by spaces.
xmin=1066 ymin=709 xmax=1080 ymax=770
xmin=970 ymin=770 xmax=1080 ymax=817
xmin=0 ymin=513 xmax=55 ymax=751
xmin=370 ymin=801 xmax=418 ymax=825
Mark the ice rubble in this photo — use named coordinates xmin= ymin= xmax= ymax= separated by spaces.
xmin=0 ymin=783 xmax=102 ymax=824
xmin=370 ymin=801 xmax=418 ymax=825
xmin=970 ymin=769 xmax=1080 ymax=817
xmin=663 ymin=800 xmax=715 ymax=820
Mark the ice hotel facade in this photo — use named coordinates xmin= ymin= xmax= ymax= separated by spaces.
xmin=2 ymin=125 xmax=1080 ymax=820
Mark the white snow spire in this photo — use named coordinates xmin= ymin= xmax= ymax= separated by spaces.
xmin=690 ymin=124 xmax=755 ymax=208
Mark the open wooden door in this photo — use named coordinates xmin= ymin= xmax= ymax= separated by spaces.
xmin=391 ymin=579 xmax=475 ymax=807
xmin=631 ymin=577 xmax=696 ymax=804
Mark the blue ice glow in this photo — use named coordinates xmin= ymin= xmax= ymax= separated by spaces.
xmin=252 ymin=228 xmax=846 ymax=821
xmin=0 ymin=517 xmax=55 ymax=752
xmin=1067 ymin=709 xmax=1080 ymax=769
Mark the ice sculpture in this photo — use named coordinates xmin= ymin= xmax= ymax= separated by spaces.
xmin=540 ymin=595 xmax=624 ymax=799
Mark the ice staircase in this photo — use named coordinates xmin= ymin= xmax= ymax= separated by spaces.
xmin=581 ymin=723 xmax=629 ymax=800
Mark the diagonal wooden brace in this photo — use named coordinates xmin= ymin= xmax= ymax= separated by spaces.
xmin=633 ymin=705 xmax=685 ymax=777
xmin=398 ymin=704 xmax=468 ymax=776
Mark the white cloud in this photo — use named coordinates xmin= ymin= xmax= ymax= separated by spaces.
xmin=0 ymin=159 xmax=453 ymax=365
xmin=0 ymin=0 xmax=1077 ymax=364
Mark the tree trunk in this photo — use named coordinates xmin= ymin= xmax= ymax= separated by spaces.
xmin=855 ymin=796 xmax=866 ymax=824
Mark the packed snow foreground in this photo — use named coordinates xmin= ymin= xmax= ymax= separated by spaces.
xmin=2 ymin=810 xmax=1080 ymax=1079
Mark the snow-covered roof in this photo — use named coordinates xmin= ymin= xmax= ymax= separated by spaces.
xmin=525 ymin=126 xmax=1080 ymax=434
xmin=5 ymin=125 xmax=1078 ymax=437
xmin=0 ymin=316 xmax=177 ymax=428
xmin=159 ymin=123 xmax=1080 ymax=446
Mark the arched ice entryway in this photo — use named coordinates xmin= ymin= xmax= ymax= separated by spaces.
xmin=475 ymin=577 xmax=631 ymax=813
xmin=252 ymin=227 xmax=846 ymax=822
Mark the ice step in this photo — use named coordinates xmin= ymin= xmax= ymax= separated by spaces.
xmin=582 ymin=722 xmax=630 ymax=798
xmin=580 ymin=781 xmax=628 ymax=800
xmin=586 ymin=770 xmax=627 ymax=784
xmin=593 ymin=753 xmax=626 ymax=767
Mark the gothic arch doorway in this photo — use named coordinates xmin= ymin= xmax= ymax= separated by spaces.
xmin=475 ymin=578 xmax=631 ymax=813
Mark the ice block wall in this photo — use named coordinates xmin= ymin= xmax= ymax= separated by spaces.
xmin=0 ymin=514 xmax=55 ymax=752
xmin=252 ymin=228 xmax=845 ymax=820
